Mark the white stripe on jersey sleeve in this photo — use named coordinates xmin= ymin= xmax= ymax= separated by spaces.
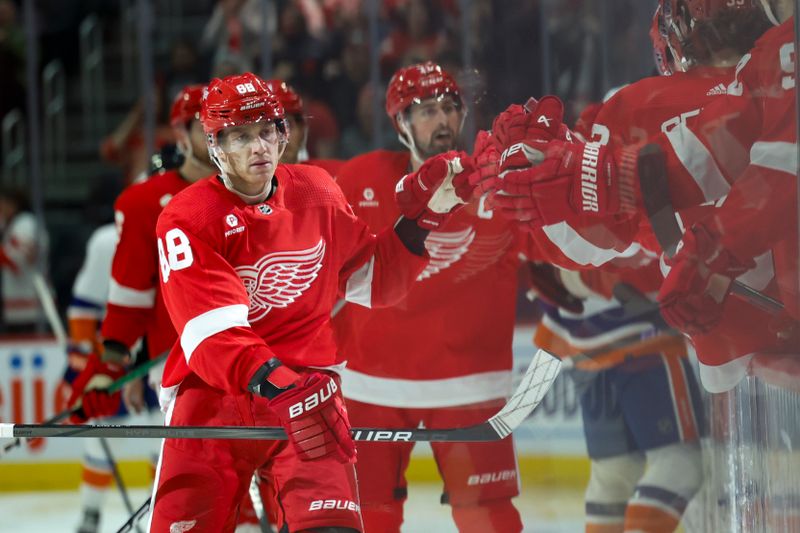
xmin=665 ymin=124 xmax=731 ymax=202
xmin=181 ymin=304 xmax=250 ymax=363
xmin=344 ymin=256 xmax=375 ymax=308
xmin=542 ymin=221 xmax=648 ymax=267
xmin=750 ymin=141 xmax=797 ymax=175
xmin=108 ymin=278 xmax=156 ymax=308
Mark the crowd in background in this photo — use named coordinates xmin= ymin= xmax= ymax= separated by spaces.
xmin=0 ymin=0 xmax=658 ymax=327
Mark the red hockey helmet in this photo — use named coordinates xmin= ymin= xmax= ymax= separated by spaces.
xmin=678 ymin=0 xmax=760 ymax=20
xmin=169 ymin=84 xmax=205 ymax=128
xmin=660 ymin=0 xmax=760 ymax=71
xmin=650 ymin=5 xmax=673 ymax=76
xmin=385 ymin=61 xmax=462 ymax=132
xmin=264 ymin=79 xmax=304 ymax=117
xmin=201 ymin=72 xmax=286 ymax=143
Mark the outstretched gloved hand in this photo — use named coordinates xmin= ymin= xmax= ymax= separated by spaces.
xmin=395 ymin=150 xmax=476 ymax=230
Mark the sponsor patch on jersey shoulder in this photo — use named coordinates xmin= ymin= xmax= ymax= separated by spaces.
xmin=358 ymin=187 xmax=379 ymax=208
xmin=224 ymin=213 xmax=245 ymax=237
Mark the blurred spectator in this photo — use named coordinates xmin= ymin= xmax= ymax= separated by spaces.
xmin=326 ymin=25 xmax=370 ymax=134
xmin=380 ymin=0 xmax=447 ymax=75
xmin=339 ymin=83 xmax=398 ymax=158
xmin=0 ymin=186 xmax=49 ymax=333
xmin=163 ymin=40 xmax=204 ymax=105
xmin=99 ymin=94 xmax=175 ymax=184
xmin=272 ymin=1 xmax=329 ymax=88
xmin=201 ymin=0 xmax=268 ymax=74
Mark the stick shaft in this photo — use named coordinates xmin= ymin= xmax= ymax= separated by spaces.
xmin=4 ymin=424 xmax=502 ymax=442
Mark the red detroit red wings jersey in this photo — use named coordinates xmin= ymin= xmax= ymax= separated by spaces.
xmin=156 ymin=164 xmax=426 ymax=393
xmin=332 ymin=150 xmax=521 ymax=408
xmin=527 ymin=65 xmax=736 ymax=271
xmin=101 ymin=169 xmax=196 ymax=358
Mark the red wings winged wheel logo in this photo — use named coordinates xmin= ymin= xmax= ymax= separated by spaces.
xmin=235 ymin=239 xmax=326 ymax=321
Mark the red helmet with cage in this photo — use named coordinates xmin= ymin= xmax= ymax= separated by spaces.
xmin=660 ymin=0 xmax=760 ymax=70
xmin=169 ymin=84 xmax=205 ymax=129
xmin=385 ymin=61 xmax=462 ymax=132
xmin=650 ymin=5 xmax=673 ymax=76
xmin=264 ymin=79 xmax=304 ymax=117
xmin=201 ymin=72 xmax=287 ymax=144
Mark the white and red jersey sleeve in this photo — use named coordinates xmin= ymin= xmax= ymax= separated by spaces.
xmin=157 ymin=166 xmax=427 ymax=392
xmin=101 ymin=170 xmax=192 ymax=357
xmin=533 ymin=67 xmax=736 ymax=269
xmin=653 ymin=20 xmax=795 ymax=211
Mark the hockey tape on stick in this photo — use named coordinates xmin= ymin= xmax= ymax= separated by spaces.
xmin=637 ymin=143 xmax=784 ymax=314
xmin=2 ymin=349 xmax=561 ymax=443
xmin=0 ymin=353 xmax=168 ymax=456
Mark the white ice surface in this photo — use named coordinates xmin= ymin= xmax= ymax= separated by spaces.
xmin=0 ymin=484 xmax=583 ymax=532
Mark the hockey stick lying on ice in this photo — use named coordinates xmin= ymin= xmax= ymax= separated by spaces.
xmin=637 ymin=143 xmax=783 ymax=314
xmin=0 ymin=353 xmax=168 ymax=456
xmin=1 ymin=348 xmax=561 ymax=442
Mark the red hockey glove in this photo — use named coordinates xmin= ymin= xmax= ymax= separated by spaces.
xmin=468 ymin=130 xmax=501 ymax=198
xmin=658 ymin=224 xmax=756 ymax=335
xmin=495 ymin=96 xmax=567 ymax=176
xmin=395 ymin=151 xmax=476 ymax=230
xmin=491 ymin=140 xmax=636 ymax=230
xmin=67 ymin=353 xmax=125 ymax=423
xmin=250 ymin=359 xmax=355 ymax=464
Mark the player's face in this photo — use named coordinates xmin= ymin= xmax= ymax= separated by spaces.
xmin=407 ymin=96 xmax=463 ymax=158
xmin=281 ymin=115 xmax=306 ymax=164
xmin=217 ymin=121 xmax=286 ymax=195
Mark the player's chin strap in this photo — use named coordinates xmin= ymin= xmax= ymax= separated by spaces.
xmin=759 ymin=0 xmax=781 ymax=25
xmin=396 ymin=116 xmax=426 ymax=168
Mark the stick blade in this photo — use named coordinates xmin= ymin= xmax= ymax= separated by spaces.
xmin=488 ymin=349 xmax=561 ymax=439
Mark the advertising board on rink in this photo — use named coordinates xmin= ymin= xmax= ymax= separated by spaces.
xmin=0 ymin=330 xmax=588 ymax=490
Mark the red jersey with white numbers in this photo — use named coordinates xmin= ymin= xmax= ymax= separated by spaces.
xmin=101 ymin=169 xmax=198 ymax=358
xmin=332 ymin=150 xmax=520 ymax=408
xmin=156 ymin=164 xmax=427 ymax=393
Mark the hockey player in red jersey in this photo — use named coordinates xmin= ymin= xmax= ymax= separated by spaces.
xmin=140 ymin=72 xmax=472 ymax=532
xmin=486 ymin=0 xmax=795 ymax=393
xmin=67 ymin=84 xmax=214 ymax=422
xmin=331 ymin=61 xmax=524 ymax=533
xmin=480 ymin=3 xmax=782 ymax=531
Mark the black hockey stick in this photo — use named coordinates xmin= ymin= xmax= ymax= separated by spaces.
xmin=637 ymin=143 xmax=784 ymax=314
xmin=99 ymin=437 xmax=143 ymax=533
xmin=1 ymin=349 xmax=561 ymax=442
xmin=116 ymin=497 xmax=151 ymax=533
xmin=1 ymin=354 xmax=167 ymax=457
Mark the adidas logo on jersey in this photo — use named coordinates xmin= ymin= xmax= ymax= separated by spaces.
xmin=706 ymin=83 xmax=727 ymax=96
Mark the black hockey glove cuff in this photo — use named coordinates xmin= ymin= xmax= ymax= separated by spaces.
xmin=247 ymin=357 xmax=301 ymax=399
